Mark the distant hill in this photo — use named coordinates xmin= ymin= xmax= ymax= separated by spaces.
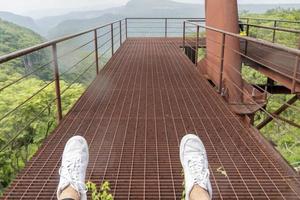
xmin=36 ymin=7 xmax=122 ymax=33
xmin=1 ymin=0 xmax=300 ymax=38
xmin=0 ymin=19 xmax=52 ymax=80
xmin=0 ymin=18 xmax=44 ymax=55
xmin=45 ymin=0 xmax=300 ymax=39
xmin=0 ymin=11 xmax=41 ymax=34
xmin=239 ymin=4 xmax=300 ymax=13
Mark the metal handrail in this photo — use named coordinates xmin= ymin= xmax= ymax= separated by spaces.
xmin=183 ymin=20 xmax=300 ymax=131
xmin=242 ymin=23 xmax=300 ymax=34
xmin=186 ymin=21 xmax=300 ymax=56
xmin=126 ymin=17 xmax=204 ymax=20
xmin=2 ymin=17 xmax=298 ymax=65
xmin=240 ymin=17 xmax=300 ymax=24
xmin=0 ymin=19 xmax=125 ymax=64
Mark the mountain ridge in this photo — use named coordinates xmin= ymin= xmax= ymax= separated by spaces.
xmin=0 ymin=11 xmax=40 ymax=33
xmin=0 ymin=0 xmax=300 ymax=38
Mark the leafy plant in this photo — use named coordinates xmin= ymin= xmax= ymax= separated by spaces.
xmin=86 ymin=181 xmax=114 ymax=200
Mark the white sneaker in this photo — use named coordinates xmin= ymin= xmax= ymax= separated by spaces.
xmin=57 ymin=136 xmax=89 ymax=200
xmin=180 ymin=134 xmax=212 ymax=200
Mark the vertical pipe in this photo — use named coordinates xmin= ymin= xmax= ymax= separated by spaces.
xmin=272 ymin=20 xmax=277 ymax=43
xmin=245 ymin=24 xmax=250 ymax=55
xmin=119 ymin=20 xmax=122 ymax=45
xmin=206 ymin=0 xmax=243 ymax=103
xmin=246 ymin=24 xmax=250 ymax=36
xmin=111 ymin=23 xmax=114 ymax=56
xmin=292 ymin=55 xmax=299 ymax=93
xmin=52 ymin=44 xmax=63 ymax=122
xmin=195 ymin=25 xmax=199 ymax=66
xmin=125 ymin=18 xmax=128 ymax=39
xmin=183 ymin=21 xmax=186 ymax=51
xmin=246 ymin=18 xmax=250 ymax=26
xmin=165 ymin=18 xmax=168 ymax=38
xmin=94 ymin=29 xmax=99 ymax=75
xmin=218 ymin=33 xmax=226 ymax=93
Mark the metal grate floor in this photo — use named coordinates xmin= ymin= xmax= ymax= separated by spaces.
xmin=3 ymin=38 xmax=300 ymax=199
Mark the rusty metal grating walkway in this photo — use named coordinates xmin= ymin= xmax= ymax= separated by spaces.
xmin=4 ymin=38 xmax=300 ymax=199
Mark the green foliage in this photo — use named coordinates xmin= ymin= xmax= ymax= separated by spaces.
xmin=86 ymin=181 xmax=114 ymax=200
xmin=0 ymin=73 xmax=85 ymax=192
xmin=242 ymin=64 xmax=300 ymax=170
xmin=0 ymin=19 xmax=44 ymax=55
xmin=0 ymin=19 xmax=52 ymax=80
xmin=181 ymin=170 xmax=185 ymax=200
xmin=241 ymin=8 xmax=300 ymax=48
xmin=240 ymin=9 xmax=300 ymax=171
xmin=0 ymin=19 xmax=88 ymax=194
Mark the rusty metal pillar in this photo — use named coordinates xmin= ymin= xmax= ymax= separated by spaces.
xmin=205 ymin=0 xmax=243 ymax=104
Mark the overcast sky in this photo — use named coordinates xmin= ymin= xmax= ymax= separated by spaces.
xmin=1 ymin=0 xmax=300 ymax=17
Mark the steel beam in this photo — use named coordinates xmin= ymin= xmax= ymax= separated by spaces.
xmin=257 ymin=95 xmax=299 ymax=129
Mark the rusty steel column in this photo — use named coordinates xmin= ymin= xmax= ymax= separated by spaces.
xmin=183 ymin=21 xmax=186 ymax=51
xmin=272 ymin=20 xmax=278 ymax=43
xmin=165 ymin=18 xmax=168 ymax=38
xmin=205 ymin=0 xmax=243 ymax=103
xmin=195 ymin=25 xmax=199 ymax=66
xmin=94 ymin=29 xmax=99 ymax=74
xmin=120 ymin=20 xmax=122 ymax=45
xmin=111 ymin=24 xmax=114 ymax=56
xmin=125 ymin=18 xmax=128 ymax=39
xmin=52 ymin=44 xmax=63 ymax=122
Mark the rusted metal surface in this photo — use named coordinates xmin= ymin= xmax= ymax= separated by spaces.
xmin=183 ymin=20 xmax=300 ymax=93
xmin=94 ymin=29 xmax=99 ymax=74
xmin=3 ymin=38 xmax=300 ymax=199
xmin=52 ymin=44 xmax=63 ymax=122
xmin=257 ymin=95 xmax=299 ymax=129
xmin=242 ymin=42 xmax=300 ymax=92
xmin=205 ymin=0 xmax=243 ymax=104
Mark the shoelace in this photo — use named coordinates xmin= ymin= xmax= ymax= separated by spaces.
xmin=59 ymin=158 xmax=87 ymax=196
xmin=189 ymin=155 xmax=210 ymax=187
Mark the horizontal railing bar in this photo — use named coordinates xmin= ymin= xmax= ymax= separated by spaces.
xmin=0 ymin=60 xmax=53 ymax=92
xmin=102 ymin=47 xmax=112 ymax=56
xmin=98 ymin=39 xmax=112 ymax=49
xmin=185 ymin=21 xmax=300 ymax=56
xmin=58 ymin=38 xmax=95 ymax=59
xmin=0 ymin=79 xmax=55 ymax=123
xmin=126 ymin=17 xmax=204 ymax=20
xmin=97 ymin=30 xmax=112 ymax=39
xmin=60 ymin=50 xmax=95 ymax=77
xmin=1 ymin=17 xmax=299 ymax=65
xmin=61 ymin=60 xmax=96 ymax=95
xmin=0 ymin=97 xmax=57 ymax=152
xmin=242 ymin=23 xmax=300 ymax=34
xmin=240 ymin=17 xmax=300 ymax=24
xmin=0 ymin=19 xmax=125 ymax=64
xmin=188 ymin=17 xmax=300 ymax=25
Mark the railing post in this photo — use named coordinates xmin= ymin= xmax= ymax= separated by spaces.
xmin=183 ymin=21 xmax=186 ymax=51
xmin=52 ymin=43 xmax=63 ymax=122
xmin=119 ymin=20 xmax=122 ymax=45
xmin=292 ymin=55 xmax=299 ymax=93
xmin=246 ymin=24 xmax=250 ymax=36
xmin=219 ymin=33 xmax=226 ymax=94
xmin=245 ymin=24 xmax=250 ymax=55
xmin=165 ymin=18 xmax=168 ymax=38
xmin=272 ymin=20 xmax=277 ymax=43
xmin=125 ymin=18 xmax=128 ymax=39
xmin=94 ymin=29 xmax=99 ymax=75
xmin=195 ymin=25 xmax=199 ymax=66
xmin=111 ymin=23 xmax=114 ymax=56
